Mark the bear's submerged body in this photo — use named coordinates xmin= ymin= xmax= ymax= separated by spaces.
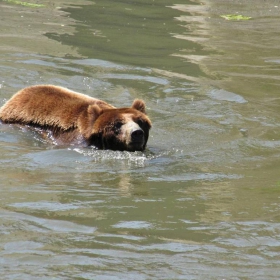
xmin=0 ymin=85 xmax=152 ymax=151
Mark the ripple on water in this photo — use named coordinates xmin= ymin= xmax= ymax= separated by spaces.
xmin=207 ymin=88 xmax=248 ymax=104
xmin=112 ymin=221 xmax=153 ymax=229
xmin=73 ymin=147 xmax=156 ymax=168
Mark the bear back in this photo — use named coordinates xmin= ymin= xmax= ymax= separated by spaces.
xmin=0 ymin=85 xmax=115 ymax=131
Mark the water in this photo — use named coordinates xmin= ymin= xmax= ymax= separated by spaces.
xmin=1 ymin=0 xmax=280 ymax=279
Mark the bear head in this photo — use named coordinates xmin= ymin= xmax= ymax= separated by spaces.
xmin=79 ymin=99 xmax=152 ymax=151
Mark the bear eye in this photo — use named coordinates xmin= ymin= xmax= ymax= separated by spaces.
xmin=137 ymin=119 xmax=144 ymax=126
xmin=115 ymin=121 xmax=123 ymax=129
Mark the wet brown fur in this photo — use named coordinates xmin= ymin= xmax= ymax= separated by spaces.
xmin=0 ymin=85 xmax=152 ymax=150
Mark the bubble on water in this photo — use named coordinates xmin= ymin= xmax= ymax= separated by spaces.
xmin=239 ymin=128 xmax=248 ymax=137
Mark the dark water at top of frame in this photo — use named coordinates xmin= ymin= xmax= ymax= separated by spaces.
xmin=0 ymin=0 xmax=280 ymax=279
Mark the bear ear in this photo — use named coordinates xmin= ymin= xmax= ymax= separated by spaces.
xmin=132 ymin=99 xmax=146 ymax=114
xmin=78 ymin=105 xmax=104 ymax=139
xmin=87 ymin=104 xmax=103 ymax=117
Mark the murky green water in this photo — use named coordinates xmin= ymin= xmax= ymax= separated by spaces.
xmin=0 ymin=0 xmax=280 ymax=279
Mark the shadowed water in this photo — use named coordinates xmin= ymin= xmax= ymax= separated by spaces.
xmin=0 ymin=0 xmax=280 ymax=279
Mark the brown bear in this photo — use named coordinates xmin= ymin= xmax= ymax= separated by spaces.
xmin=0 ymin=85 xmax=152 ymax=151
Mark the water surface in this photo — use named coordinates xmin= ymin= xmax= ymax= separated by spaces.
xmin=0 ymin=0 xmax=280 ymax=279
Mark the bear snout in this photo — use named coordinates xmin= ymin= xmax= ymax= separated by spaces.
xmin=127 ymin=127 xmax=145 ymax=151
xmin=131 ymin=128 xmax=144 ymax=143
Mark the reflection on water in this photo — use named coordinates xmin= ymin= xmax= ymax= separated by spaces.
xmin=1 ymin=0 xmax=280 ymax=279
xmin=46 ymin=0 xmax=206 ymax=78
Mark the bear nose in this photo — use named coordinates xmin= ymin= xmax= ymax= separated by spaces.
xmin=131 ymin=128 xmax=144 ymax=142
